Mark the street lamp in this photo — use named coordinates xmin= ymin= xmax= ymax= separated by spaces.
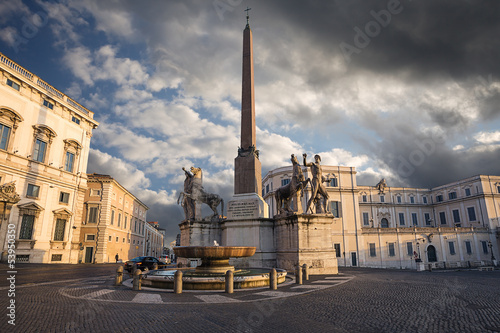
xmin=488 ymin=241 xmax=496 ymax=261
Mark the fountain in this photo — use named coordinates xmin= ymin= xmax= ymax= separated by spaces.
xmin=141 ymin=246 xmax=287 ymax=290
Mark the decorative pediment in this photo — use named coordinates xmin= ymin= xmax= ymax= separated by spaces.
xmin=53 ymin=208 xmax=72 ymax=218
xmin=32 ymin=124 xmax=57 ymax=142
xmin=17 ymin=201 xmax=44 ymax=217
xmin=0 ymin=181 xmax=21 ymax=204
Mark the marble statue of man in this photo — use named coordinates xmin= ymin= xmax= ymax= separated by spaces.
xmin=303 ymin=153 xmax=329 ymax=214
xmin=181 ymin=167 xmax=195 ymax=220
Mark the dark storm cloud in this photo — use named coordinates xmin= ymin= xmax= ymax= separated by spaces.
xmin=263 ymin=0 xmax=500 ymax=79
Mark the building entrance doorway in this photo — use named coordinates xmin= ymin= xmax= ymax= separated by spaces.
xmin=427 ymin=245 xmax=437 ymax=262
xmin=351 ymin=252 xmax=357 ymax=266
xmin=84 ymin=247 xmax=94 ymax=263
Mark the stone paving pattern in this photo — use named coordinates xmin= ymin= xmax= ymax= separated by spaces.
xmin=1 ymin=265 xmax=499 ymax=333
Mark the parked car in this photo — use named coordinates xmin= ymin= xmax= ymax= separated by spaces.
xmin=158 ymin=255 xmax=170 ymax=264
xmin=124 ymin=256 xmax=166 ymax=272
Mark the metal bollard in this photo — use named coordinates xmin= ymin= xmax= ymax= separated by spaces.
xmin=270 ymin=268 xmax=278 ymax=290
xmin=115 ymin=265 xmax=124 ymax=286
xmin=295 ymin=265 xmax=303 ymax=285
xmin=174 ymin=270 xmax=183 ymax=294
xmin=225 ymin=270 xmax=234 ymax=294
xmin=133 ymin=269 xmax=142 ymax=291
xmin=302 ymin=264 xmax=309 ymax=281
xmin=153 ymin=263 xmax=158 ymax=270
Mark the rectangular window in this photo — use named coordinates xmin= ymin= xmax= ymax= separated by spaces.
xmin=43 ymin=99 xmax=54 ymax=109
xmin=399 ymin=212 xmax=405 ymax=226
xmin=134 ymin=220 xmax=137 ymax=232
xmin=7 ymin=79 xmax=20 ymax=91
xmin=329 ymin=178 xmax=338 ymax=187
xmin=380 ymin=195 xmax=385 ymax=203
xmin=33 ymin=139 xmax=47 ymax=163
xmin=369 ymin=243 xmax=376 ymax=257
xmin=64 ymin=151 xmax=75 ymax=172
xmin=124 ymin=216 xmax=128 ymax=229
xmin=397 ymin=196 xmax=401 ymax=203
xmin=116 ymin=237 xmax=119 ymax=242
xmin=423 ymin=196 xmax=428 ymax=204
xmin=448 ymin=192 xmax=457 ymax=200
xmin=362 ymin=195 xmax=367 ymax=202
xmin=467 ymin=207 xmax=476 ymax=221
xmin=111 ymin=210 xmax=115 ymax=225
xmin=439 ymin=212 xmax=447 ymax=225
xmin=88 ymin=207 xmax=98 ymax=223
xmin=0 ymin=123 xmax=11 ymax=150
xmin=436 ymin=195 xmax=443 ymax=202
xmin=118 ymin=213 xmax=121 ymax=227
xmin=452 ymin=209 xmax=461 ymax=223
xmin=465 ymin=188 xmax=471 ymax=196
xmin=410 ymin=196 xmax=415 ymax=204
xmin=53 ymin=219 xmax=66 ymax=241
xmin=448 ymin=241 xmax=456 ymax=255
xmin=412 ymin=213 xmax=418 ymax=226
xmin=108 ymin=236 xmax=112 ymax=242
xmin=19 ymin=215 xmax=35 ymax=239
xmin=363 ymin=212 xmax=369 ymax=226
xmin=424 ymin=213 xmax=431 ymax=226
xmin=59 ymin=191 xmax=69 ymax=204
xmin=406 ymin=242 xmax=413 ymax=256
xmin=26 ymin=184 xmax=40 ymax=198
xmin=330 ymin=201 xmax=341 ymax=218
xmin=266 ymin=184 xmax=269 ymax=194
xmin=86 ymin=234 xmax=95 ymax=241
xmin=71 ymin=116 xmax=80 ymax=124
xmin=465 ymin=241 xmax=472 ymax=255
xmin=281 ymin=179 xmax=290 ymax=186
xmin=51 ymin=254 xmax=62 ymax=261
xmin=388 ymin=243 xmax=395 ymax=257
xmin=497 ymin=185 xmax=500 ymax=194
xmin=481 ymin=241 xmax=488 ymax=254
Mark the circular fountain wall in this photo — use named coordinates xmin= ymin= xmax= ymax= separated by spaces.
xmin=141 ymin=246 xmax=287 ymax=290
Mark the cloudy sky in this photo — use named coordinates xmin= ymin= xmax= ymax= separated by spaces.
xmin=1 ymin=0 xmax=499 ymax=241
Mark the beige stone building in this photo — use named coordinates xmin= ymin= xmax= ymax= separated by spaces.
xmin=81 ymin=174 xmax=151 ymax=263
xmin=263 ymin=167 xmax=500 ymax=270
xmin=145 ymin=221 xmax=164 ymax=258
xmin=0 ymin=52 xmax=98 ymax=263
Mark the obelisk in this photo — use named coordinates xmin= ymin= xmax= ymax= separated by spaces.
xmin=227 ymin=8 xmax=268 ymax=220
xmin=234 ymin=8 xmax=262 ymax=196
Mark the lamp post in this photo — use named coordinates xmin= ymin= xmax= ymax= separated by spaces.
xmin=488 ymin=241 xmax=495 ymax=261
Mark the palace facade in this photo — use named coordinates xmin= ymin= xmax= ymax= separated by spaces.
xmin=263 ymin=166 xmax=499 ymax=270
xmin=0 ymin=52 xmax=98 ymax=263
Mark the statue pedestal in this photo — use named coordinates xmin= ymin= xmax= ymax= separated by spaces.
xmin=227 ymin=193 xmax=269 ymax=220
xmin=275 ymin=214 xmax=338 ymax=275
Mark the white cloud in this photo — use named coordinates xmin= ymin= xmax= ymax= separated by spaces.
xmin=474 ymin=130 xmax=500 ymax=144
xmin=87 ymin=149 xmax=151 ymax=192
xmin=63 ymin=45 xmax=149 ymax=87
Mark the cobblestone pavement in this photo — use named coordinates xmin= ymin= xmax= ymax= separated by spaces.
xmin=1 ymin=266 xmax=499 ymax=333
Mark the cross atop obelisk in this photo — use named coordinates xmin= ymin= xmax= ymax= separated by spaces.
xmin=245 ymin=7 xmax=251 ymax=27
xmin=234 ymin=9 xmax=262 ymax=196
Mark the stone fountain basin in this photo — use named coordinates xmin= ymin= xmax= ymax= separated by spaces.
xmin=174 ymin=246 xmax=256 ymax=259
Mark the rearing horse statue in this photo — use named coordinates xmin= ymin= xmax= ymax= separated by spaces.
xmin=178 ymin=167 xmax=224 ymax=220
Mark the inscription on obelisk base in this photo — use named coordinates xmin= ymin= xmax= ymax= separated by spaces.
xmin=227 ymin=193 xmax=269 ymax=220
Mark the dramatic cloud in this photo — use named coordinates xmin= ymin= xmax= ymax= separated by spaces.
xmin=2 ymin=0 xmax=499 ymax=241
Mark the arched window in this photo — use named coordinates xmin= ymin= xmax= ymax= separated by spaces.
xmin=62 ymin=139 xmax=81 ymax=173
xmin=31 ymin=124 xmax=56 ymax=164
xmin=0 ymin=107 xmax=23 ymax=152
xmin=380 ymin=218 xmax=389 ymax=228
